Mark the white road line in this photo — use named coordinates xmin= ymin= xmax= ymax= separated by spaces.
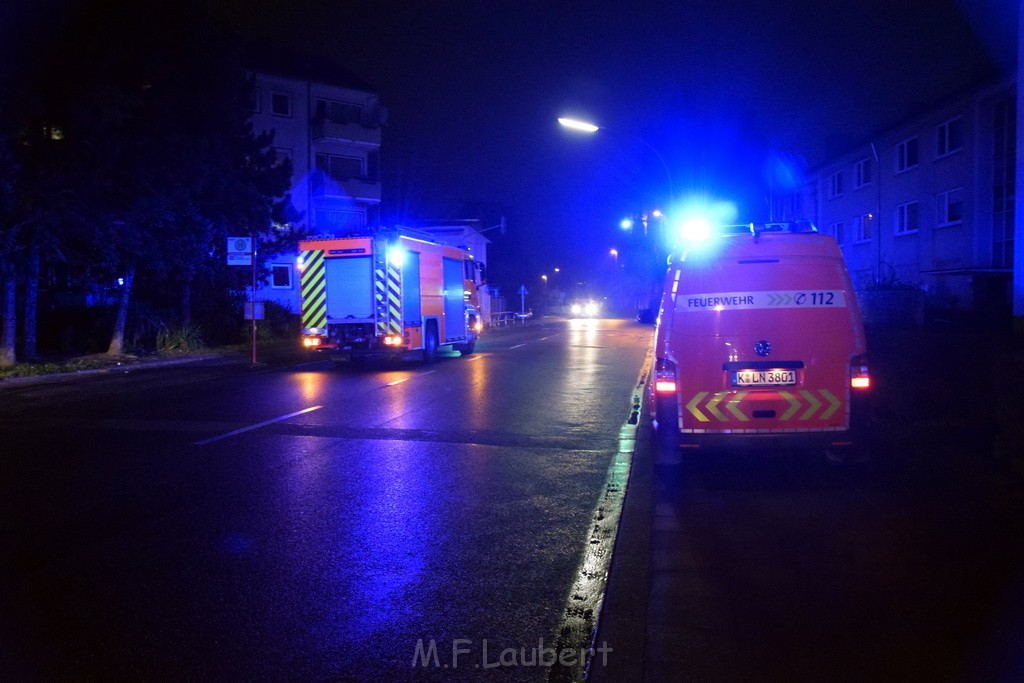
xmin=195 ymin=405 xmax=323 ymax=445
xmin=508 ymin=343 xmax=527 ymax=349
xmin=387 ymin=370 xmax=436 ymax=386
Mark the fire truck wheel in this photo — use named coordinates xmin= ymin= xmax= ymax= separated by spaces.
xmin=458 ymin=339 xmax=476 ymax=356
xmin=423 ymin=324 xmax=439 ymax=363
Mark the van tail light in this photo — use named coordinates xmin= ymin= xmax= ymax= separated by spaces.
xmin=654 ymin=358 xmax=677 ymax=394
xmin=850 ymin=353 xmax=870 ymax=389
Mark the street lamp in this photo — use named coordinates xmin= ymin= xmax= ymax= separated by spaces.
xmin=558 ymin=116 xmax=674 ymax=204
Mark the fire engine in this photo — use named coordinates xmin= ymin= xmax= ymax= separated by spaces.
xmin=298 ymin=228 xmax=484 ymax=363
xmin=650 ymin=220 xmax=871 ymax=460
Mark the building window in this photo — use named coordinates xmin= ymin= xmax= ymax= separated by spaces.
xmin=895 ymin=137 xmax=918 ymax=172
xmin=829 ymin=221 xmax=845 ymax=245
xmin=936 ymin=117 xmax=964 ymax=158
xmin=253 ymin=87 xmax=261 ymax=113
xmin=315 ymin=98 xmax=363 ymax=124
xmin=854 ymin=158 xmax=872 ymax=188
xmin=895 ymin=201 xmax=919 ymax=235
xmin=270 ymin=264 xmax=292 ymax=289
xmin=316 ymin=153 xmax=363 ymax=180
xmin=271 ymin=92 xmax=292 ymax=117
xmin=937 ymin=188 xmax=963 ymax=226
xmin=854 ymin=213 xmax=872 ymax=242
xmin=274 ymin=147 xmax=292 ymax=163
xmin=828 ymin=171 xmax=843 ymax=198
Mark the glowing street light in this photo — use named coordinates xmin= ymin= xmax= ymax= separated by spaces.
xmin=557 ymin=117 xmax=599 ymax=133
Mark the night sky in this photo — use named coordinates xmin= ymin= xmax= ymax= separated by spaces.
xmin=3 ymin=0 xmax=1018 ymax=291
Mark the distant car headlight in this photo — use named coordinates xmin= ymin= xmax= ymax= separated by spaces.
xmin=584 ymin=301 xmax=599 ymax=316
xmin=571 ymin=303 xmax=582 ymax=315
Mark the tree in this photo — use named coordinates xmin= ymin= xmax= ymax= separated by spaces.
xmin=50 ymin=2 xmax=294 ymax=355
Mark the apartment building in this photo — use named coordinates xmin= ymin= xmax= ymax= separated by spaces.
xmin=795 ymin=80 xmax=1015 ymax=319
xmin=248 ymin=50 xmax=385 ymax=313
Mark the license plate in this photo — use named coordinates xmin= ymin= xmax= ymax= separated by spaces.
xmin=733 ymin=369 xmax=796 ymax=386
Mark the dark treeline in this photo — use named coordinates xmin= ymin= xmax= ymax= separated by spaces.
xmin=0 ymin=1 xmax=296 ymax=366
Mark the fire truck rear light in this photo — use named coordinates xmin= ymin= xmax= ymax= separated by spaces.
xmin=655 ymin=380 xmax=677 ymax=393
xmin=383 ymin=334 xmax=404 ymax=346
xmin=850 ymin=354 xmax=870 ymax=389
xmin=303 ymin=336 xmax=322 ymax=348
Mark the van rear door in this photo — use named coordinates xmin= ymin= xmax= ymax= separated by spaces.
xmin=665 ymin=234 xmax=864 ymax=434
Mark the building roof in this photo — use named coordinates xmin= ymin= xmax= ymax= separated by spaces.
xmin=245 ymin=44 xmax=378 ymax=94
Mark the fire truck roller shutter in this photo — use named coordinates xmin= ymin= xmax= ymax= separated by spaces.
xmin=442 ymin=257 xmax=466 ymax=339
xmin=404 ymin=251 xmax=422 ymax=326
xmin=325 ymin=255 xmax=373 ymax=319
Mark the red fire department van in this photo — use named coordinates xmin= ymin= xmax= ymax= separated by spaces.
xmin=650 ymin=221 xmax=871 ymax=460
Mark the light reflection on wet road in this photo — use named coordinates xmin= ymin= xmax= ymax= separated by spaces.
xmin=0 ymin=318 xmax=653 ymax=680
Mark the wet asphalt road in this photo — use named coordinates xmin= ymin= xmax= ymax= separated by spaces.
xmin=0 ymin=318 xmax=652 ymax=681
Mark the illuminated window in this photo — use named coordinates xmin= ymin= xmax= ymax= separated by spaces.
xmin=854 ymin=158 xmax=872 ymax=188
xmin=828 ymin=171 xmax=843 ymax=198
xmin=937 ymin=188 xmax=963 ymax=226
xmin=895 ymin=137 xmax=918 ymax=172
xmin=895 ymin=201 xmax=919 ymax=235
xmin=271 ymin=91 xmax=291 ymax=117
xmin=936 ymin=117 xmax=964 ymax=158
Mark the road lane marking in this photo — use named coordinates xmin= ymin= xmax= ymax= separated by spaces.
xmin=195 ymin=405 xmax=323 ymax=445
xmin=386 ymin=370 xmax=436 ymax=386
xmin=508 ymin=343 xmax=527 ymax=349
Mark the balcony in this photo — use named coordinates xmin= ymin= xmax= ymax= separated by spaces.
xmin=311 ymin=118 xmax=381 ymax=146
xmin=310 ymin=174 xmax=381 ymax=202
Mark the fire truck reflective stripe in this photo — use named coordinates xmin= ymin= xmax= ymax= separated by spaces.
xmin=726 ymin=391 xmax=749 ymax=421
xmin=778 ymin=390 xmax=802 ymax=421
xmin=799 ymin=390 xmax=822 ymax=420
xmin=685 ymin=391 xmax=710 ymax=422
xmin=299 ymin=250 xmax=327 ymax=330
xmin=819 ymin=389 xmax=842 ymax=419
xmin=374 ymin=267 xmax=388 ymax=335
xmin=387 ymin=262 xmax=402 ymax=334
xmin=686 ymin=389 xmax=844 ymax=425
xmin=705 ymin=392 xmax=729 ymax=421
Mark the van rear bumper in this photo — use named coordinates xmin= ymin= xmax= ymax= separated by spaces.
xmin=676 ymin=428 xmax=858 ymax=452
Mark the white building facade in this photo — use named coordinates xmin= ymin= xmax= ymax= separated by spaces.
xmin=794 ymin=80 xmax=1015 ymax=320
xmin=249 ymin=54 xmax=384 ymax=314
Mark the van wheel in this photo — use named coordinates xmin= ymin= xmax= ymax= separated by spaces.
xmin=655 ymin=397 xmax=680 ymax=450
xmin=422 ymin=324 xmax=439 ymax=364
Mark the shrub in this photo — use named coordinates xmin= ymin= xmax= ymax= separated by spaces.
xmin=156 ymin=324 xmax=206 ymax=352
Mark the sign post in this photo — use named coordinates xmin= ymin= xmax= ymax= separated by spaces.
xmin=518 ymin=284 xmax=528 ymax=318
xmin=228 ymin=236 xmax=258 ymax=364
